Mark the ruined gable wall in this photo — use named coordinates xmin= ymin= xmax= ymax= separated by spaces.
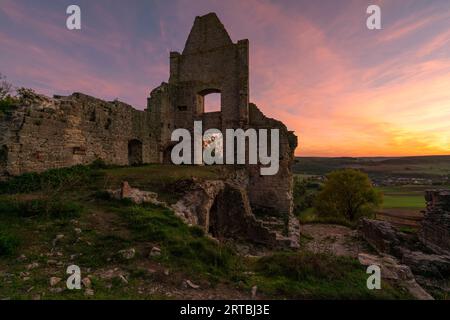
xmin=246 ymin=103 xmax=297 ymax=216
xmin=1 ymin=93 xmax=159 ymax=176
xmin=168 ymin=13 xmax=249 ymax=130
xmin=148 ymin=13 xmax=298 ymax=216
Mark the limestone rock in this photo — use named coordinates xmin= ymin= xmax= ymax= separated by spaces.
xmin=26 ymin=262 xmax=39 ymax=270
xmin=149 ymin=246 xmax=161 ymax=257
xmin=84 ymin=288 xmax=94 ymax=296
xmin=358 ymin=253 xmax=433 ymax=300
xmin=82 ymin=277 xmax=92 ymax=288
xmin=118 ymin=248 xmax=135 ymax=260
xmin=52 ymin=234 xmax=64 ymax=247
xmin=359 ymin=218 xmax=401 ymax=255
xmin=108 ymin=181 xmax=167 ymax=206
xmin=183 ymin=280 xmax=200 ymax=289
xmin=49 ymin=277 xmax=62 ymax=286
xmin=251 ymin=285 xmax=258 ymax=299
xmin=401 ymin=250 xmax=450 ymax=279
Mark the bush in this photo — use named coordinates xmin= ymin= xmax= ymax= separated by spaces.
xmin=0 ymin=230 xmax=20 ymax=256
xmin=0 ymin=164 xmax=99 ymax=194
xmin=0 ymin=197 xmax=83 ymax=219
xmin=90 ymin=158 xmax=108 ymax=169
xmin=0 ymin=96 xmax=17 ymax=116
xmin=293 ymin=177 xmax=317 ymax=213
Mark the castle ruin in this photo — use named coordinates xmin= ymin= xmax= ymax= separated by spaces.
xmin=0 ymin=13 xmax=298 ymax=246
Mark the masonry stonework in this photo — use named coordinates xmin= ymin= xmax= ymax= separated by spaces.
xmin=419 ymin=190 xmax=450 ymax=254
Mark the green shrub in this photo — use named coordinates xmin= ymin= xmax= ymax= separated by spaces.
xmin=0 ymin=230 xmax=20 ymax=256
xmin=293 ymin=177 xmax=318 ymax=214
xmin=0 ymin=96 xmax=17 ymax=116
xmin=314 ymin=169 xmax=382 ymax=222
xmin=90 ymin=158 xmax=108 ymax=169
xmin=0 ymin=164 xmax=99 ymax=194
xmin=0 ymin=197 xmax=83 ymax=219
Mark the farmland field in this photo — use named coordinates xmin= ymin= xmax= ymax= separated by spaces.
xmin=294 ymin=155 xmax=450 ymax=178
xmin=376 ymin=185 xmax=429 ymax=227
xmin=379 ymin=185 xmax=426 ymax=210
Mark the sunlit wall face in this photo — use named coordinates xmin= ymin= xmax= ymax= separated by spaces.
xmin=1 ymin=0 xmax=449 ymax=156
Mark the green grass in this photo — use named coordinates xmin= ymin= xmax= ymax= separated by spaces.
xmin=0 ymin=229 xmax=20 ymax=256
xmin=112 ymin=201 xmax=242 ymax=282
xmin=0 ymin=164 xmax=419 ymax=299
xmin=378 ymin=186 xmax=426 ymax=210
xmin=0 ymin=196 xmax=83 ymax=219
xmin=297 ymin=208 xmax=356 ymax=228
xmin=0 ymin=164 xmax=99 ymax=194
xmin=382 ymin=195 xmax=425 ymax=209
xmin=248 ymin=252 xmax=411 ymax=299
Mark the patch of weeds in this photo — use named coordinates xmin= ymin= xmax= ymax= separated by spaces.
xmin=298 ymin=208 xmax=356 ymax=228
xmin=250 ymin=251 xmax=411 ymax=299
xmin=0 ymin=229 xmax=20 ymax=256
xmin=0 ymin=164 xmax=103 ymax=194
xmin=0 ymin=197 xmax=83 ymax=219
xmin=0 ymin=96 xmax=17 ymax=117
xmin=118 ymin=203 xmax=241 ymax=281
xmin=73 ymin=234 xmax=132 ymax=268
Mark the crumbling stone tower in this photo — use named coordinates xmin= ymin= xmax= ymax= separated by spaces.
xmin=147 ymin=13 xmax=298 ymax=219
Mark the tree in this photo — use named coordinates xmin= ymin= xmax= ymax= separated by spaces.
xmin=314 ymin=169 xmax=382 ymax=221
xmin=0 ymin=73 xmax=13 ymax=100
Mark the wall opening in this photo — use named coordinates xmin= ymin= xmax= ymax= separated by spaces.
xmin=0 ymin=145 xmax=8 ymax=168
xmin=197 ymin=89 xmax=221 ymax=113
xmin=204 ymin=93 xmax=221 ymax=113
xmin=162 ymin=144 xmax=174 ymax=164
xmin=128 ymin=139 xmax=143 ymax=166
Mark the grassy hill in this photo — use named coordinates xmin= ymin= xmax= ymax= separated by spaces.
xmin=0 ymin=164 xmax=410 ymax=300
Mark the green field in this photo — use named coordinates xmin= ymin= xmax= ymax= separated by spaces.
xmin=294 ymin=155 xmax=450 ymax=178
xmin=379 ymin=185 xmax=426 ymax=210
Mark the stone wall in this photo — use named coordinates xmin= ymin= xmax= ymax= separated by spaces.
xmin=0 ymin=92 xmax=159 ymax=176
xmin=419 ymin=190 xmax=450 ymax=254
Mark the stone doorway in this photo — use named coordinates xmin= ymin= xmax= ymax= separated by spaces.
xmin=207 ymin=185 xmax=250 ymax=240
xmin=128 ymin=139 xmax=143 ymax=166
xmin=0 ymin=145 xmax=7 ymax=175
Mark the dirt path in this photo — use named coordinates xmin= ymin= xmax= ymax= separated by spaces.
xmin=301 ymin=224 xmax=368 ymax=258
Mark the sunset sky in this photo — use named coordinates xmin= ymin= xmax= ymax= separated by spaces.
xmin=1 ymin=0 xmax=449 ymax=156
